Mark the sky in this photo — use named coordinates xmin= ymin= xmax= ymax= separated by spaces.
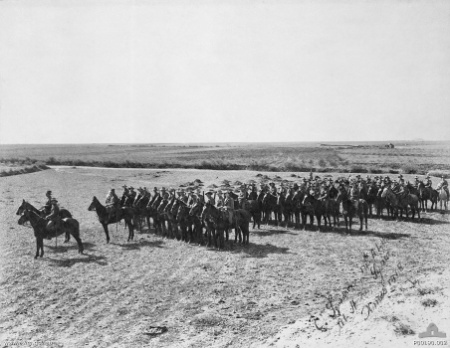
xmin=0 ymin=0 xmax=449 ymax=144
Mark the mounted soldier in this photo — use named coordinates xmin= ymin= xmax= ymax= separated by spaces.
xmin=238 ymin=185 xmax=248 ymax=209
xmin=437 ymin=176 xmax=449 ymax=199
xmin=45 ymin=198 xmax=61 ymax=239
xmin=248 ymin=184 xmax=258 ymax=201
xmin=223 ymin=190 xmax=235 ymax=225
xmin=105 ymin=188 xmax=120 ymax=222
xmin=41 ymin=190 xmax=54 ymax=216
xmin=424 ymin=174 xmax=432 ymax=188
xmin=216 ymin=190 xmax=225 ymax=208
xmin=147 ymin=187 xmax=159 ymax=208
xmin=413 ymin=175 xmax=420 ymax=188
xmin=205 ymin=191 xmax=215 ymax=205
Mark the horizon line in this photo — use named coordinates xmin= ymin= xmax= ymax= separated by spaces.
xmin=1 ymin=139 xmax=447 ymax=146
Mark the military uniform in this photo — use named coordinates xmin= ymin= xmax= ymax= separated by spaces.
xmin=205 ymin=192 xmax=215 ymax=205
xmin=238 ymin=187 xmax=248 ymax=209
xmin=46 ymin=199 xmax=61 ymax=237
xmin=105 ymin=189 xmax=120 ymax=222
xmin=223 ymin=194 xmax=235 ymax=225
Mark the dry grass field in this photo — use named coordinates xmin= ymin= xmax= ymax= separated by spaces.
xmin=1 ymin=166 xmax=449 ymax=347
xmin=1 ymin=141 xmax=450 ymax=174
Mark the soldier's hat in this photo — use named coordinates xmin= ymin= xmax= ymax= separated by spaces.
xmin=51 ymin=198 xmax=58 ymax=203
xmin=129 ymin=186 xmax=134 ymax=190
xmin=46 ymin=190 xmax=52 ymax=195
xmin=205 ymin=191 xmax=213 ymax=195
xmin=153 ymin=187 xmax=158 ymax=191
xmin=161 ymin=187 xmax=166 ymax=191
xmin=110 ymin=188 xmax=115 ymax=192
xmin=122 ymin=185 xmax=128 ymax=188
xmin=293 ymin=183 xmax=299 ymax=189
xmin=217 ymin=190 xmax=223 ymax=194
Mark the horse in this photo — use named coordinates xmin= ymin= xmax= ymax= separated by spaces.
xmin=146 ymin=195 xmax=163 ymax=232
xmin=417 ymin=182 xmax=438 ymax=212
xmin=366 ymin=186 xmax=378 ymax=217
xmin=262 ymin=192 xmax=277 ymax=224
xmin=200 ymin=203 xmax=227 ymax=249
xmin=301 ymin=194 xmax=317 ymax=230
xmin=381 ymin=187 xmax=420 ymax=220
xmin=338 ymin=195 xmax=369 ymax=232
xmin=291 ymin=190 xmax=304 ymax=228
xmin=244 ymin=200 xmax=262 ymax=229
xmin=437 ymin=187 xmax=448 ymax=211
xmin=17 ymin=205 xmax=83 ymax=258
xmin=16 ymin=200 xmax=73 ymax=241
xmin=188 ymin=202 xmax=206 ymax=245
xmin=201 ymin=203 xmax=251 ymax=245
xmin=88 ymin=196 xmax=135 ymax=242
xmin=132 ymin=194 xmax=150 ymax=232
xmin=176 ymin=202 xmax=196 ymax=243
xmin=376 ymin=186 xmax=392 ymax=218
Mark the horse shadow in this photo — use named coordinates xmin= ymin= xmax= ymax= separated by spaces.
xmin=110 ymin=239 xmax=165 ymax=251
xmin=46 ymin=253 xmax=107 ymax=267
xmin=317 ymin=226 xmax=411 ymax=240
xmin=47 ymin=242 xmax=96 ymax=253
xmin=251 ymin=229 xmax=297 ymax=237
xmin=228 ymin=242 xmax=291 ymax=258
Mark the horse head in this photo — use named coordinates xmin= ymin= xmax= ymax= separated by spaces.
xmin=88 ymin=196 xmax=99 ymax=211
xmin=18 ymin=213 xmax=28 ymax=225
xmin=16 ymin=199 xmax=28 ymax=215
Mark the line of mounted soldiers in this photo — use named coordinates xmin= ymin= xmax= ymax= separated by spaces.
xmin=100 ymin=172 xmax=448 ymax=223
xmin=41 ymin=173 xmax=448 ymax=232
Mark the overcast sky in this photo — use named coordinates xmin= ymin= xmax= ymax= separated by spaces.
xmin=0 ymin=0 xmax=449 ymax=144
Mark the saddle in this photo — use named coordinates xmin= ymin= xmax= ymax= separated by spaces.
xmin=45 ymin=218 xmax=62 ymax=239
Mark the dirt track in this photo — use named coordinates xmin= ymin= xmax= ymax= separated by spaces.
xmin=1 ymin=168 xmax=449 ymax=347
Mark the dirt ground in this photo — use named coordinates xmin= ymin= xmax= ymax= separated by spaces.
xmin=0 ymin=167 xmax=449 ymax=348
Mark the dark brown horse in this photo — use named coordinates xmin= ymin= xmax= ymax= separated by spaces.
xmin=17 ymin=200 xmax=73 ymax=241
xmin=417 ymin=182 xmax=438 ymax=212
xmin=381 ymin=187 xmax=420 ymax=220
xmin=244 ymin=200 xmax=263 ymax=229
xmin=201 ymin=203 xmax=251 ymax=245
xmin=17 ymin=203 xmax=83 ymax=258
xmin=338 ymin=195 xmax=369 ymax=232
xmin=88 ymin=196 xmax=135 ymax=242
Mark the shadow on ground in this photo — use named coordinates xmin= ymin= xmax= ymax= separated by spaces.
xmin=47 ymin=242 xmax=96 ymax=253
xmin=110 ymin=239 xmax=165 ymax=250
xmin=251 ymin=229 xmax=297 ymax=237
xmin=46 ymin=253 xmax=107 ymax=267
xmin=228 ymin=242 xmax=291 ymax=258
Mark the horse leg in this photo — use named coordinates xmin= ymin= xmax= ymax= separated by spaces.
xmin=102 ymin=223 xmax=110 ymax=243
xmin=35 ymin=238 xmax=40 ymax=259
xmin=316 ymin=214 xmax=321 ymax=232
xmin=39 ymin=238 xmax=44 ymax=257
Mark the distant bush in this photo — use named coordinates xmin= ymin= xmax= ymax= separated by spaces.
xmin=389 ymin=169 xmax=400 ymax=174
xmin=368 ymin=168 xmax=383 ymax=174
xmin=350 ymin=166 xmax=368 ymax=173
xmin=0 ymin=164 xmax=49 ymax=177
xmin=402 ymin=164 xmax=420 ymax=174
xmin=428 ymin=170 xmax=450 ymax=179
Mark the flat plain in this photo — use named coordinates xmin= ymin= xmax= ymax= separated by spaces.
xmin=1 ymin=160 xmax=450 ymax=347
xmin=1 ymin=141 xmax=450 ymax=174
